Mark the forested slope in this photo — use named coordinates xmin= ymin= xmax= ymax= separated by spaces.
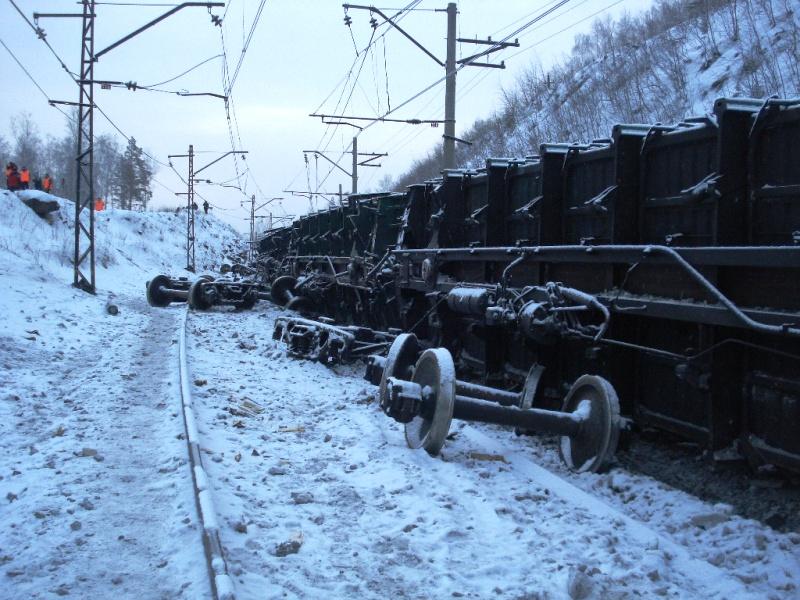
xmin=395 ymin=0 xmax=799 ymax=187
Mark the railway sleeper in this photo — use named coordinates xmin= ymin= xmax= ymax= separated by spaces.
xmin=369 ymin=333 xmax=623 ymax=473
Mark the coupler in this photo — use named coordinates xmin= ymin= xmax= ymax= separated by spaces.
xmin=368 ymin=333 xmax=621 ymax=473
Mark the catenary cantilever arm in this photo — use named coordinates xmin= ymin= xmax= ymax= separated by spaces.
xmin=95 ymin=2 xmax=224 ymax=59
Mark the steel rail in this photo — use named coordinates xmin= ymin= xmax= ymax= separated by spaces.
xmin=178 ymin=310 xmax=236 ymax=600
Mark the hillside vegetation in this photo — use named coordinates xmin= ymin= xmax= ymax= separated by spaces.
xmin=394 ymin=0 xmax=800 ymax=187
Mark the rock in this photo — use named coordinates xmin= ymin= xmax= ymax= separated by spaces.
xmin=70 ymin=521 xmax=82 ymax=531
xmin=79 ymin=448 xmax=97 ymax=458
xmin=21 ymin=196 xmax=59 ymax=218
xmin=567 ymin=568 xmax=593 ymax=600
xmin=79 ymin=499 xmax=95 ymax=511
xmin=194 ymin=379 xmax=207 ymax=387
xmin=324 ymin=434 xmax=332 ymax=443
xmin=233 ymin=520 xmax=247 ymax=534
xmin=291 ymin=492 xmax=314 ymax=504
xmin=268 ymin=466 xmax=286 ymax=476
xmin=689 ymin=511 xmax=728 ymax=529
xmin=765 ymin=513 xmax=787 ymax=530
xmin=274 ymin=539 xmax=302 ymax=557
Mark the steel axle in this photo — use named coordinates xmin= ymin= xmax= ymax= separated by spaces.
xmin=375 ymin=334 xmax=621 ymax=473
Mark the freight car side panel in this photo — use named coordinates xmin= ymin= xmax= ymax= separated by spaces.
xmin=749 ymin=104 xmax=800 ymax=245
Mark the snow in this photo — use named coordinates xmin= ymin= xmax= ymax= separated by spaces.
xmin=1 ymin=189 xmax=799 ymax=598
xmin=187 ymin=304 xmax=800 ymax=599
xmin=0 ymin=190 xmax=241 ymax=598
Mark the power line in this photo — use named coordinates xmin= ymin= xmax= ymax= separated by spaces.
xmin=1 ymin=34 xmax=180 ymax=196
xmin=143 ymin=53 xmax=223 ymax=87
xmin=225 ymin=0 xmax=268 ymax=94
xmin=7 ymin=0 xmax=79 ymax=78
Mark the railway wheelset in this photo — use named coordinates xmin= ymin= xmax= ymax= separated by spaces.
xmin=146 ymin=274 xmax=268 ymax=311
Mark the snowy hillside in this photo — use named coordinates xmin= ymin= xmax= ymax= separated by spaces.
xmin=396 ymin=0 xmax=800 ymax=186
xmin=0 ymin=189 xmax=242 ymax=298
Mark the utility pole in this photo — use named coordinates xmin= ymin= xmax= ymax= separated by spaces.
xmin=302 ymin=147 xmax=386 ymax=195
xmin=245 ymin=196 xmax=284 ymax=263
xmin=169 ymin=148 xmax=248 ymax=272
xmin=443 ymin=2 xmax=457 ymax=170
xmin=249 ymin=194 xmax=256 ymax=263
xmin=40 ymin=0 xmax=224 ymax=293
xmin=340 ymin=3 xmax=518 ymax=172
xmin=75 ymin=0 xmax=95 ymax=292
xmin=187 ymin=146 xmax=195 ymax=271
xmin=352 ymin=136 xmax=358 ymax=193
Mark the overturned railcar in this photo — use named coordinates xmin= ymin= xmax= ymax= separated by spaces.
xmin=258 ymin=97 xmax=800 ymax=473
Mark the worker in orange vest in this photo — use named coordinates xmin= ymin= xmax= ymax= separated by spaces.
xmin=94 ymin=198 xmax=106 ymax=211
xmin=19 ymin=167 xmax=30 ymax=189
xmin=42 ymin=174 xmax=53 ymax=193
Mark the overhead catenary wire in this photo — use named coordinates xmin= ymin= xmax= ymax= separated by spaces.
xmin=0 ymin=34 xmax=181 ymax=196
xmin=364 ymin=0 xmax=627 ymax=188
xmin=225 ymin=0 xmax=268 ymax=95
xmin=329 ymin=0 xmax=580 ymax=190
xmin=283 ymin=0 xmax=421 ymax=194
xmin=143 ymin=54 xmax=224 ymax=88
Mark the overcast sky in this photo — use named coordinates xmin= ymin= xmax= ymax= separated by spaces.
xmin=0 ymin=0 xmax=655 ymax=232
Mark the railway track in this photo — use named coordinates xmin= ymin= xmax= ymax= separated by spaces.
xmin=177 ymin=309 xmax=236 ymax=600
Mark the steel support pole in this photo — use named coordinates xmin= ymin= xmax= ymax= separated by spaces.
xmin=352 ymin=136 xmax=358 ymax=194
xmin=443 ymin=2 xmax=457 ymax=170
xmin=73 ymin=0 xmax=96 ymax=293
xmin=249 ymin=194 xmax=256 ymax=263
xmin=187 ymin=144 xmax=195 ymax=272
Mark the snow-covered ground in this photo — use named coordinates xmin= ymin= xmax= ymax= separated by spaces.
xmin=187 ymin=305 xmax=800 ymax=600
xmin=1 ymin=190 xmax=799 ymax=599
xmin=0 ymin=190 xmax=241 ymax=598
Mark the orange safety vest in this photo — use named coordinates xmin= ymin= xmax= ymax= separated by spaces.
xmin=43 ymin=177 xmax=52 ymax=191
xmin=20 ymin=169 xmax=30 ymax=183
xmin=94 ymin=198 xmax=106 ymax=211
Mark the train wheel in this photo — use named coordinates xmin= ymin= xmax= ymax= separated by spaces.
xmin=404 ymin=348 xmax=455 ymax=456
xmin=271 ymin=276 xmax=298 ymax=306
xmin=188 ymin=278 xmax=213 ymax=310
xmin=558 ymin=375 xmax=621 ymax=473
xmin=146 ymin=274 xmax=173 ymax=307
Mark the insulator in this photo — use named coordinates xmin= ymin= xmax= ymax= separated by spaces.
xmin=370 ymin=16 xmax=378 ymax=29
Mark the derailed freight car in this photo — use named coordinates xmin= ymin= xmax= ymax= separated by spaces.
xmin=259 ymin=97 xmax=800 ymax=473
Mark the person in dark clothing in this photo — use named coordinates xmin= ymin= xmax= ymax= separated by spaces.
xmin=33 ymin=176 xmax=42 ymax=191
xmin=203 ymin=200 xmax=209 ymax=214
xmin=192 ymin=202 xmax=198 ymax=211
xmin=6 ymin=166 xmax=21 ymax=191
